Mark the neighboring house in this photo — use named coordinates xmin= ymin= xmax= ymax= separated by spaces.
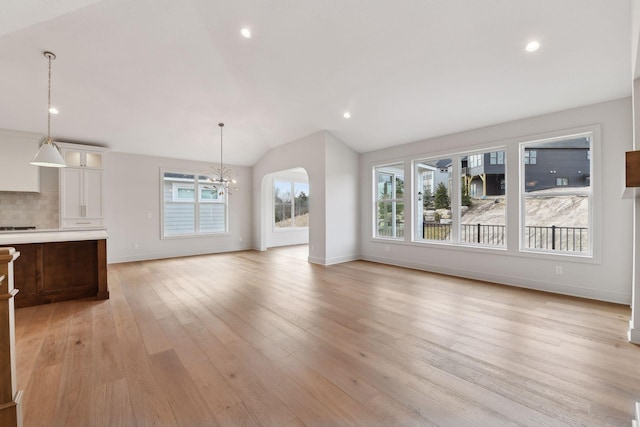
xmin=462 ymin=152 xmax=506 ymax=198
xmin=460 ymin=136 xmax=590 ymax=197
xmin=523 ymin=136 xmax=590 ymax=192
xmin=419 ymin=156 xmax=504 ymax=200
xmin=418 ymin=159 xmax=453 ymax=200
xmin=434 ymin=159 xmax=453 ymax=193
xmin=420 ymin=156 xmax=505 ymax=201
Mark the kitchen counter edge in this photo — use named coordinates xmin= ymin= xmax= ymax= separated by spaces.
xmin=0 ymin=228 xmax=108 ymax=245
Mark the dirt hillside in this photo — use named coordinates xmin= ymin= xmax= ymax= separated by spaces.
xmin=461 ymin=190 xmax=588 ymax=227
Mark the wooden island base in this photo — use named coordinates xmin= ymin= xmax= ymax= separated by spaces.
xmin=11 ymin=239 xmax=108 ymax=308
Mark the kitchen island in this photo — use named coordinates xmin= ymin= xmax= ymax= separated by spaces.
xmin=0 ymin=228 xmax=108 ymax=308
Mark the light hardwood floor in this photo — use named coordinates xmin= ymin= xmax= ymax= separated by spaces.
xmin=14 ymin=245 xmax=640 ymax=426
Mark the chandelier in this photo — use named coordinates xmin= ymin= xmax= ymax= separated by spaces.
xmin=31 ymin=51 xmax=66 ymax=168
xmin=206 ymin=122 xmax=237 ymax=194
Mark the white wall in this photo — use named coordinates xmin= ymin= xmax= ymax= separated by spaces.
xmin=266 ymin=168 xmax=309 ymax=248
xmin=324 ymin=132 xmax=359 ymax=264
xmin=359 ymin=97 xmax=633 ymax=304
xmin=631 ymin=80 xmax=640 ymax=342
xmin=633 ymin=0 xmax=640 ymax=79
xmin=104 ymin=152 xmax=252 ymax=263
xmin=252 ymin=130 xmax=359 ymax=265
xmin=629 ymin=5 xmax=640 ymax=340
xmin=631 ymin=0 xmax=640 ymax=338
xmin=253 ymin=131 xmax=326 ymax=259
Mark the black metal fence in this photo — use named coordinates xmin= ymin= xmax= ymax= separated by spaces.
xmin=422 ymin=223 xmax=505 ymax=244
xmin=423 ymin=223 xmax=452 ymax=241
xmin=524 ymin=225 xmax=587 ymax=252
xmin=461 ymin=224 xmax=505 ymax=246
xmin=422 ymin=223 xmax=588 ymax=252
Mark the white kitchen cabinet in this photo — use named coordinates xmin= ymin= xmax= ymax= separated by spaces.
xmin=57 ymin=143 xmax=106 ymax=228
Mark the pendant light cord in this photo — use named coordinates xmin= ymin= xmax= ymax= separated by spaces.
xmin=47 ymin=54 xmax=52 ymax=143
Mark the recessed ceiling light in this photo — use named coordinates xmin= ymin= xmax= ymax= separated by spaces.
xmin=241 ymin=28 xmax=251 ymax=39
xmin=48 ymin=107 xmax=58 ymax=114
xmin=525 ymin=41 xmax=540 ymax=52
xmin=343 ymin=112 xmax=351 ymax=119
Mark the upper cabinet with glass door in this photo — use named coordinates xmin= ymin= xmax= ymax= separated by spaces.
xmin=58 ymin=142 xmax=104 ymax=169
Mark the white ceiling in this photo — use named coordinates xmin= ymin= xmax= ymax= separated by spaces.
xmin=0 ymin=0 xmax=631 ymax=166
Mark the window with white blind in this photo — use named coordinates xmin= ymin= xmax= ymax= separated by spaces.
xmin=162 ymin=171 xmax=227 ymax=237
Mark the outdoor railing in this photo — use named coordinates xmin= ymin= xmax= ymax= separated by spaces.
xmin=421 ymin=223 xmax=588 ymax=252
xmin=377 ymin=224 xmax=405 ymax=238
xmin=423 ymin=223 xmax=452 ymax=241
xmin=461 ymin=224 xmax=505 ymax=245
xmin=524 ymin=225 xmax=587 ymax=252
xmin=422 ymin=223 xmax=506 ymax=245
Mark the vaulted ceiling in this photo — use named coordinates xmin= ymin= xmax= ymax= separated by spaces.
xmin=0 ymin=0 xmax=631 ymax=166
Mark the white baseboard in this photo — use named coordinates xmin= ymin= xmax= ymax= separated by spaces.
xmin=360 ymin=253 xmax=631 ymax=304
xmin=308 ymin=254 xmax=359 ymax=266
xmin=629 ymin=321 xmax=640 ymax=344
xmin=307 ymin=256 xmax=325 ymax=265
xmin=108 ymin=246 xmax=253 ymax=264
xmin=324 ymin=254 xmax=360 ymax=265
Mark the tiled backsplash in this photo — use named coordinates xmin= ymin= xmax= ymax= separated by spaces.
xmin=0 ymin=190 xmax=59 ymax=230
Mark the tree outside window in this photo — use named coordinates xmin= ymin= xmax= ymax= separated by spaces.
xmin=414 ymin=159 xmax=451 ymax=241
xmin=274 ymin=180 xmax=309 ymax=229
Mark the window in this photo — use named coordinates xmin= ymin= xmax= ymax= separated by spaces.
xmin=375 ymin=163 xmax=404 ymax=238
xmin=171 ymin=183 xmax=220 ymax=202
xmin=460 ymin=151 xmax=506 ymax=247
xmin=490 ymin=151 xmax=505 ymax=165
xmin=274 ymin=180 xmax=309 ymax=229
xmin=469 ymin=154 xmax=482 ymax=168
xmin=373 ymin=128 xmax=596 ymax=258
xmin=521 ymin=134 xmax=591 ymax=254
xmin=413 ymin=151 xmax=506 ymax=247
xmin=173 ymin=184 xmax=195 ymax=202
xmin=414 ymin=158 xmax=452 ymax=242
xmin=200 ymin=187 xmax=220 ymax=201
xmin=524 ymin=149 xmax=537 ymax=164
xmin=162 ymin=171 xmax=227 ymax=237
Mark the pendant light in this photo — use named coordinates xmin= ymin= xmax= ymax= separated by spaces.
xmin=31 ymin=51 xmax=66 ymax=168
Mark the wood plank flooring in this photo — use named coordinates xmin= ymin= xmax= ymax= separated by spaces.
xmin=14 ymin=245 xmax=640 ymax=426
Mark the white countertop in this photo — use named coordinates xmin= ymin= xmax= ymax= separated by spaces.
xmin=0 ymin=228 xmax=108 ymax=245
